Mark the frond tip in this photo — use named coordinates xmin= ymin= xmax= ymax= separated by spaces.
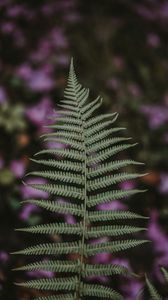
xmin=12 ymin=59 xmax=149 ymax=299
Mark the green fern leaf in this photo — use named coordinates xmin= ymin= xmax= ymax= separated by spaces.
xmin=161 ymin=267 xmax=168 ymax=282
xmin=16 ymin=277 xmax=77 ymax=291
xmin=12 ymin=241 xmax=81 ymax=255
xmin=88 ymin=189 xmax=145 ymax=207
xmin=22 ymin=200 xmax=83 ymax=216
xmin=146 ymin=276 xmax=163 ymax=300
xmin=86 ymin=240 xmax=148 ymax=256
xmin=84 ymin=264 xmax=129 ymax=276
xmin=27 ymin=171 xmax=84 ymax=185
xmin=13 ymin=260 xmax=79 ymax=273
xmin=87 ymin=225 xmax=146 ymax=238
xmin=88 ymin=159 xmax=144 ymax=178
xmin=88 ymin=210 xmax=148 ymax=222
xmin=82 ymin=283 xmax=123 ymax=300
xmin=12 ymin=58 xmax=148 ymax=299
xmin=16 ymin=222 xmax=82 ymax=236
xmin=34 ymin=294 xmax=74 ymax=300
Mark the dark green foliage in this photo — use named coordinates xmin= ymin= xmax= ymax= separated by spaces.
xmin=12 ymin=59 xmax=148 ymax=299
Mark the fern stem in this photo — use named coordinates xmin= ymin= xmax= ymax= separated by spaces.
xmin=77 ymin=118 xmax=87 ymax=300
xmin=75 ymin=97 xmax=87 ymax=300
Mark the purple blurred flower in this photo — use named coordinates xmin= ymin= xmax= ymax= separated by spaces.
xmin=20 ymin=178 xmax=48 ymax=199
xmin=148 ymin=210 xmax=168 ymax=254
xmin=0 ymin=87 xmax=7 ymax=103
xmin=92 ymin=252 xmax=112 ymax=264
xmin=113 ymin=56 xmax=125 ymax=70
xmin=45 ymin=140 xmax=65 ymax=150
xmin=27 ymin=69 xmax=54 ymax=92
xmin=163 ymin=133 xmax=168 ymax=144
xmin=51 ymin=28 xmax=68 ymax=48
xmin=20 ymin=203 xmax=40 ymax=221
xmin=65 ymin=214 xmax=76 ymax=224
xmin=63 ymin=13 xmax=81 ymax=23
xmin=91 ymin=237 xmax=112 ymax=264
xmin=98 ymin=200 xmax=126 ymax=211
xmin=0 ymin=251 xmax=9 ymax=263
xmin=147 ymin=33 xmax=160 ymax=48
xmin=121 ymin=278 xmax=143 ymax=300
xmin=30 ymin=40 xmax=52 ymax=63
xmin=140 ymin=105 xmax=168 ymax=129
xmin=17 ymin=64 xmax=55 ymax=92
xmin=119 ymin=180 xmax=136 ymax=190
xmin=25 ymin=97 xmax=54 ymax=128
xmin=1 ymin=21 xmax=15 ymax=33
xmin=16 ymin=64 xmax=32 ymax=80
xmin=10 ymin=159 xmax=26 ymax=178
xmin=111 ymin=257 xmax=130 ymax=270
xmin=0 ymin=157 xmax=4 ymax=170
xmin=57 ymin=54 xmax=70 ymax=66
xmin=148 ymin=210 xmax=168 ymax=281
xmin=41 ymin=0 xmax=75 ymax=16
xmin=106 ymin=78 xmax=120 ymax=90
xmin=159 ymin=2 xmax=168 ymax=18
xmin=88 ymin=274 xmax=109 ymax=284
xmin=27 ymin=270 xmax=54 ymax=278
xmin=134 ymin=4 xmax=157 ymax=20
xmin=6 ymin=4 xmax=24 ymax=18
xmin=128 ymin=83 xmax=142 ymax=97
xmin=158 ymin=174 xmax=168 ymax=194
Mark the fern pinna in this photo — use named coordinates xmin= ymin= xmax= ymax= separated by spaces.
xmin=145 ymin=268 xmax=168 ymax=300
xmin=12 ymin=59 xmax=148 ymax=300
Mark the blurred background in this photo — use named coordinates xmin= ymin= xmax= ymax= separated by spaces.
xmin=0 ymin=0 xmax=168 ymax=299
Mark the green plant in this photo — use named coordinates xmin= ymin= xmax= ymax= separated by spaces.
xmin=145 ymin=268 xmax=168 ymax=300
xmin=12 ymin=59 xmax=148 ymax=300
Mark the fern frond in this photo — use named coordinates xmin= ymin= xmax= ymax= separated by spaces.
xmin=16 ymin=222 xmax=82 ymax=236
xmin=87 ymin=143 xmax=137 ymax=164
xmin=30 ymin=159 xmax=83 ymax=172
xmin=34 ymin=149 xmax=83 ymax=161
xmin=144 ymin=268 xmax=168 ymax=299
xmin=84 ymin=264 xmax=129 ymax=276
xmin=41 ymin=130 xmax=82 ymax=141
xmin=35 ymin=294 xmax=74 ymax=300
xmin=161 ymin=267 xmax=168 ymax=282
xmin=13 ymin=260 xmax=79 ymax=273
xmin=48 ymin=116 xmax=82 ymax=125
xmin=57 ymin=104 xmax=79 ymax=112
xmin=88 ymin=159 xmax=144 ymax=178
xmin=88 ymin=189 xmax=145 ymax=207
xmin=82 ymin=96 xmax=102 ymax=119
xmin=56 ymin=110 xmax=79 ymax=118
xmin=43 ymin=123 xmax=82 ymax=133
xmin=12 ymin=241 xmax=81 ymax=255
xmin=15 ymin=277 xmax=77 ymax=291
xmin=88 ymin=210 xmax=148 ymax=222
xmin=87 ymin=225 xmax=146 ymax=238
xmin=88 ymin=173 xmax=146 ymax=191
xmin=146 ymin=276 xmax=163 ymax=300
xmin=81 ymin=95 xmax=101 ymax=114
xmin=86 ymin=112 xmax=117 ymax=127
xmin=13 ymin=58 xmax=148 ymax=299
xmin=87 ymin=127 xmax=126 ymax=145
xmin=88 ymin=137 xmax=132 ymax=153
xmin=27 ymin=184 xmax=84 ymax=200
xmin=83 ymin=283 xmax=123 ymax=300
xmin=27 ymin=171 xmax=83 ymax=185
xmin=86 ymin=240 xmax=148 ymax=256
xmin=86 ymin=115 xmax=119 ymax=137
xmin=22 ymin=200 xmax=83 ymax=216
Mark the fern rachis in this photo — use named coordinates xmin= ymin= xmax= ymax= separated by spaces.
xmin=12 ymin=59 xmax=148 ymax=300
